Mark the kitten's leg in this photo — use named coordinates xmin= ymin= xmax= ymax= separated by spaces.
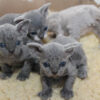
xmin=77 ymin=64 xmax=87 ymax=79
xmin=61 ymin=76 xmax=76 ymax=100
xmin=0 ymin=64 xmax=13 ymax=79
xmin=17 ymin=61 xmax=31 ymax=81
xmin=38 ymin=76 xmax=52 ymax=100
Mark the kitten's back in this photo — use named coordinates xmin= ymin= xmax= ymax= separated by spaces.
xmin=0 ymin=13 xmax=20 ymax=25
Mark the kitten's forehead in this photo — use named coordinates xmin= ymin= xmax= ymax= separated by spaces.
xmin=25 ymin=11 xmax=46 ymax=29
xmin=43 ymin=43 xmax=65 ymax=58
xmin=0 ymin=24 xmax=17 ymax=39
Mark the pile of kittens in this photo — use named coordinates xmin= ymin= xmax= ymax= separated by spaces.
xmin=0 ymin=2 xmax=100 ymax=100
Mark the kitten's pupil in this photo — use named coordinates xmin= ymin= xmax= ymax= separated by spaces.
xmin=59 ymin=61 xmax=66 ymax=67
xmin=43 ymin=62 xmax=50 ymax=68
xmin=30 ymin=32 xmax=37 ymax=35
xmin=44 ymin=26 xmax=48 ymax=31
xmin=0 ymin=43 xmax=6 ymax=48
xmin=16 ymin=40 xmax=20 ymax=46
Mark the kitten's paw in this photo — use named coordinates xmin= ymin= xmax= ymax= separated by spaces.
xmin=17 ymin=73 xmax=29 ymax=81
xmin=61 ymin=89 xmax=73 ymax=100
xmin=38 ymin=89 xmax=52 ymax=100
xmin=78 ymin=70 xmax=87 ymax=79
xmin=0 ymin=73 xmax=8 ymax=79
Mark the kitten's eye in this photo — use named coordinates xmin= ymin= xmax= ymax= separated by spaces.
xmin=0 ymin=43 xmax=6 ymax=48
xmin=16 ymin=41 xmax=20 ymax=46
xmin=43 ymin=62 xmax=50 ymax=68
xmin=30 ymin=32 xmax=37 ymax=35
xmin=59 ymin=61 xmax=66 ymax=67
xmin=44 ymin=27 xmax=48 ymax=31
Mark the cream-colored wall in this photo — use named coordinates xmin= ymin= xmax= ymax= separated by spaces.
xmin=0 ymin=0 xmax=96 ymax=16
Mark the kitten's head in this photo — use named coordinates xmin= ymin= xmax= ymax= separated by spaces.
xmin=27 ymin=42 xmax=80 ymax=77
xmin=0 ymin=20 xmax=30 ymax=57
xmin=14 ymin=3 xmax=51 ymax=42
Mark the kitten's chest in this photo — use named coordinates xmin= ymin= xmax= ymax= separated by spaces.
xmin=0 ymin=56 xmax=23 ymax=66
xmin=49 ymin=76 xmax=67 ymax=86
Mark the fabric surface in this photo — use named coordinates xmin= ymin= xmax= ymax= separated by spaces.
xmin=0 ymin=34 xmax=100 ymax=100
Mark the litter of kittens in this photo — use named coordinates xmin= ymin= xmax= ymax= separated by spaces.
xmin=0 ymin=1 xmax=100 ymax=100
xmin=0 ymin=34 xmax=100 ymax=100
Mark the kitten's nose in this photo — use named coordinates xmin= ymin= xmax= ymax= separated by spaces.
xmin=9 ymin=49 xmax=14 ymax=54
xmin=39 ymin=33 xmax=45 ymax=39
xmin=52 ymin=71 xmax=57 ymax=75
xmin=39 ymin=35 xmax=44 ymax=39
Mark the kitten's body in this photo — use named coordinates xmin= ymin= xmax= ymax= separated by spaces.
xmin=47 ymin=5 xmax=100 ymax=39
xmin=28 ymin=35 xmax=87 ymax=100
xmin=0 ymin=13 xmax=20 ymax=25
xmin=0 ymin=22 xmax=40 ymax=81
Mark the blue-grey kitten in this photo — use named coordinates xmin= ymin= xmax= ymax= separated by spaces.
xmin=47 ymin=5 xmax=100 ymax=39
xmin=0 ymin=3 xmax=51 ymax=42
xmin=27 ymin=35 xmax=87 ymax=100
xmin=0 ymin=20 xmax=40 ymax=81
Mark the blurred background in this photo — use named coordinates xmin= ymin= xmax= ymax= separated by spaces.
xmin=0 ymin=0 xmax=100 ymax=16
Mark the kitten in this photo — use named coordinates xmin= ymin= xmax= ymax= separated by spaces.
xmin=0 ymin=20 xmax=40 ymax=81
xmin=27 ymin=35 xmax=87 ymax=100
xmin=0 ymin=3 xmax=51 ymax=42
xmin=47 ymin=5 xmax=100 ymax=39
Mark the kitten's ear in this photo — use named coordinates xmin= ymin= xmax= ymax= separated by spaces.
xmin=64 ymin=42 xmax=81 ymax=57
xmin=16 ymin=19 xmax=31 ymax=35
xmin=14 ymin=15 xmax=25 ymax=24
xmin=39 ymin=3 xmax=51 ymax=17
xmin=27 ymin=43 xmax=43 ymax=53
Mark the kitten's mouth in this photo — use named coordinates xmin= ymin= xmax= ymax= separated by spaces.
xmin=52 ymin=75 xmax=58 ymax=78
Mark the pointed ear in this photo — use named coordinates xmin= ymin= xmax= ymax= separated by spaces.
xmin=27 ymin=42 xmax=43 ymax=53
xmin=14 ymin=15 xmax=25 ymax=24
xmin=64 ymin=42 xmax=81 ymax=57
xmin=16 ymin=19 xmax=31 ymax=35
xmin=39 ymin=3 xmax=51 ymax=17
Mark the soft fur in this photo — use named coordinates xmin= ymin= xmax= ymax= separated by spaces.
xmin=47 ymin=5 xmax=100 ymax=39
xmin=0 ymin=21 xmax=40 ymax=81
xmin=0 ymin=3 xmax=51 ymax=42
xmin=27 ymin=35 xmax=87 ymax=100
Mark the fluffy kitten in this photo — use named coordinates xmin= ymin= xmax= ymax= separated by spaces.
xmin=0 ymin=20 xmax=39 ymax=81
xmin=27 ymin=35 xmax=87 ymax=100
xmin=0 ymin=3 xmax=51 ymax=42
xmin=47 ymin=5 xmax=100 ymax=39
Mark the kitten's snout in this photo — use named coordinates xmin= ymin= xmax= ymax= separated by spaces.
xmin=39 ymin=34 xmax=44 ymax=39
xmin=52 ymin=71 xmax=57 ymax=75
xmin=9 ymin=49 xmax=15 ymax=54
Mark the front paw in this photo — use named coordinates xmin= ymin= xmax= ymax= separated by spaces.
xmin=17 ymin=73 xmax=29 ymax=81
xmin=38 ymin=89 xmax=52 ymax=100
xmin=78 ymin=70 xmax=87 ymax=79
xmin=0 ymin=73 xmax=8 ymax=79
xmin=61 ymin=89 xmax=73 ymax=100
xmin=0 ymin=72 xmax=12 ymax=79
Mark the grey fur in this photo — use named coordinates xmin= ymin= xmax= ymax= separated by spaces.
xmin=0 ymin=3 xmax=51 ymax=42
xmin=47 ymin=5 xmax=100 ymax=39
xmin=27 ymin=35 xmax=87 ymax=100
xmin=0 ymin=22 xmax=40 ymax=81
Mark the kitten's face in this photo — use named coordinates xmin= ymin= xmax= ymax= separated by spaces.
xmin=27 ymin=42 xmax=80 ymax=78
xmin=26 ymin=11 xmax=48 ymax=41
xmin=14 ymin=3 xmax=51 ymax=42
xmin=0 ymin=20 xmax=29 ymax=58
xmin=0 ymin=24 xmax=22 ymax=57
xmin=40 ymin=43 xmax=69 ymax=77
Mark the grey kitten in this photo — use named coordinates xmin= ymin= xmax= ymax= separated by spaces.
xmin=47 ymin=5 xmax=100 ymax=39
xmin=27 ymin=35 xmax=87 ymax=100
xmin=0 ymin=3 xmax=51 ymax=42
xmin=0 ymin=20 xmax=39 ymax=81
